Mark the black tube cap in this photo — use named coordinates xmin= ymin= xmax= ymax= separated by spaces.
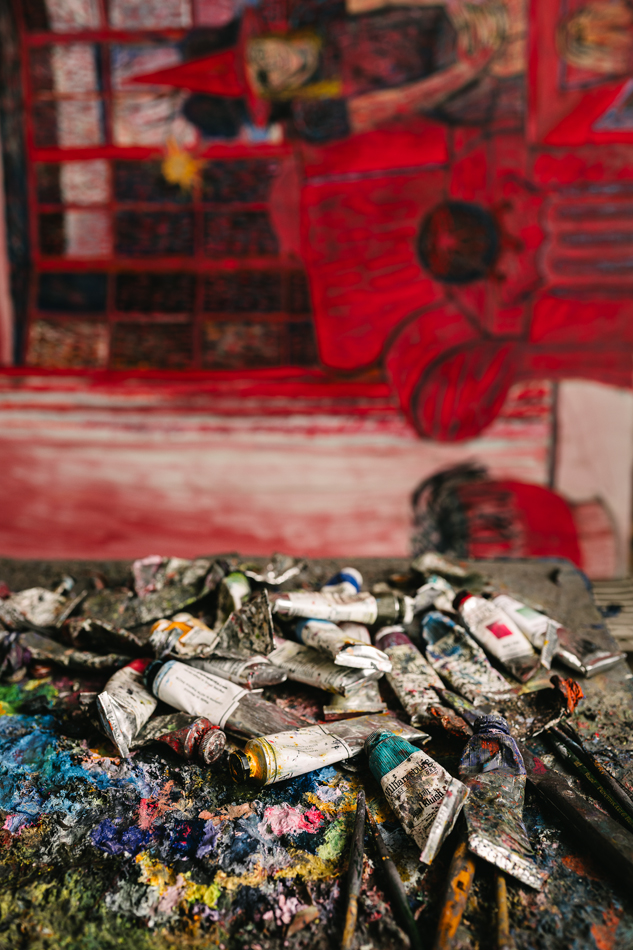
xmin=229 ymin=749 xmax=252 ymax=784
xmin=452 ymin=590 xmax=472 ymax=611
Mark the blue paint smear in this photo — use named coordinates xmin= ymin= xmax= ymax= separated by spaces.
xmin=91 ymin=819 xmax=152 ymax=857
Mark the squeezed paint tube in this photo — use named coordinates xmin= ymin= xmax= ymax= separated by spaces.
xmin=0 ymin=586 xmax=70 ymax=630
xmin=150 ymin=612 xmax=219 ymax=659
xmin=321 ymin=567 xmax=363 ymax=595
xmin=96 ymin=659 xmax=158 ymax=758
xmin=492 ymin=594 xmax=559 ymax=669
xmin=414 ymin=576 xmax=456 ymax=615
xmin=453 ymin=592 xmax=540 ymax=682
xmin=130 ymin=711 xmax=226 ymax=765
xmin=185 ymin=654 xmax=288 ymax=689
xmin=145 ymin=658 xmax=309 ymax=738
xmin=267 ymin=638 xmax=381 ymax=696
xmin=373 ymin=626 xmax=467 ymax=737
xmin=229 ymin=713 xmax=428 ymax=786
xmin=17 ymin=629 xmax=132 ymax=672
xmin=218 ymin=571 xmax=251 ymax=613
xmin=365 ymin=729 xmax=468 ymax=864
xmin=459 ymin=714 xmax=548 ymax=889
xmin=411 ymin=552 xmax=470 ymax=581
xmin=212 ymin=589 xmax=275 ymax=657
xmin=242 ymin=553 xmax=305 ymax=586
xmin=422 ymin=611 xmax=515 ymax=704
xmin=554 ymin=627 xmax=624 ymax=678
xmin=271 ymin=589 xmax=414 ymax=627
xmin=322 ymin=622 xmax=386 ymax=718
xmin=294 ymin=618 xmax=391 ymax=672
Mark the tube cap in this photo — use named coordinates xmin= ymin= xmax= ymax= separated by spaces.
xmin=452 ymin=590 xmax=472 ymax=611
xmin=228 ymin=749 xmax=252 ymax=784
xmin=198 ymin=728 xmax=227 ymax=766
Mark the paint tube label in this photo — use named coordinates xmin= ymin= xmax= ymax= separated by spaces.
xmin=261 ymin=724 xmax=353 ymax=784
xmin=492 ymin=595 xmax=552 ymax=649
xmin=187 ymin=655 xmax=287 ymax=689
xmin=382 ymin=643 xmax=444 ymax=716
xmin=152 ymin=660 xmax=247 ymax=729
xmin=379 ymin=750 xmax=468 ymax=863
xmin=97 ymin=661 xmax=157 ymax=758
xmin=459 ymin=597 xmax=535 ymax=663
xmin=272 ymin=591 xmax=379 ymax=625
xmin=268 ymin=639 xmax=378 ymax=695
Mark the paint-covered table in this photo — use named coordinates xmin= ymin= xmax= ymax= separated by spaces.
xmin=0 ymin=557 xmax=632 ymax=950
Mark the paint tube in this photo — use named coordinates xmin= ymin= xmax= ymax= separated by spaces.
xmin=453 ymin=592 xmax=540 ymax=682
xmin=374 ymin=626 xmax=443 ymax=716
xmin=365 ymin=729 xmax=468 ymax=864
xmin=271 ymin=589 xmax=414 ymax=627
xmin=459 ymin=714 xmax=548 ymax=889
xmin=410 ymin=552 xmax=470 ymax=581
xmin=413 ymin=576 xmax=456 ymax=615
xmin=267 ymin=638 xmax=381 ymax=696
xmin=0 ymin=586 xmax=73 ymax=630
xmin=220 ymin=571 xmax=251 ymax=611
xmin=96 ymin=659 xmax=158 ymax=758
xmin=150 ymin=613 xmax=219 ymax=659
xmin=422 ymin=611 xmax=515 ymax=704
xmin=185 ymin=654 xmax=288 ymax=689
xmin=321 ymin=567 xmax=363 ymax=595
xmin=66 ymin=617 xmax=147 ymax=655
xmin=242 ymin=553 xmax=305 ymax=586
xmin=145 ymin=658 xmax=308 ymax=738
xmin=131 ymin=712 xmax=226 ymax=765
xmin=321 ymin=622 xmax=386 ymax=718
xmin=212 ymin=590 xmax=275 ymax=657
xmin=492 ymin=594 xmax=559 ymax=669
xmin=229 ymin=713 xmax=428 ymax=786
xmin=17 ymin=629 xmax=132 ymax=672
xmin=294 ymin=618 xmax=391 ymax=672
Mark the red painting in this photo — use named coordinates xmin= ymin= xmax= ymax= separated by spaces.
xmin=4 ymin=0 xmax=633 ymax=442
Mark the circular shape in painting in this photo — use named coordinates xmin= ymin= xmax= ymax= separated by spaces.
xmin=418 ymin=201 xmax=499 ymax=284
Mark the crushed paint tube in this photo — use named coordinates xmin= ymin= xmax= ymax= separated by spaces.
xmin=267 ymin=638 xmax=381 ymax=695
xmin=294 ymin=618 xmax=391 ymax=672
xmin=7 ymin=629 xmax=132 ymax=673
xmin=242 ymin=552 xmax=305 ymax=586
xmin=422 ymin=611 xmax=515 ymax=703
xmin=365 ymin=729 xmax=468 ymax=865
xmin=0 ymin=586 xmax=73 ymax=630
xmin=272 ymin=589 xmax=414 ymax=627
xmin=212 ymin=590 xmax=274 ymax=657
xmin=229 ymin=713 xmax=428 ymax=785
xmin=66 ymin=616 xmax=147 ymax=655
xmin=373 ymin=625 xmax=467 ymax=736
xmin=130 ymin=711 xmax=226 ymax=765
xmin=413 ymin=575 xmax=456 ymax=615
xmin=322 ymin=677 xmax=387 ymax=720
xmin=459 ymin=713 xmax=548 ymax=889
xmin=410 ymin=552 xmax=471 ymax=580
xmin=492 ymin=593 xmax=559 ymax=669
xmin=453 ymin=591 xmax=540 ymax=682
xmin=551 ymin=623 xmax=624 ymax=678
xmin=186 ymin=653 xmax=287 ymax=688
xmin=145 ymin=657 xmax=308 ymax=738
xmin=96 ymin=658 xmax=158 ymax=758
xmin=150 ymin=613 xmax=220 ymax=659
xmin=321 ymin=567 xmax=363 ymax=595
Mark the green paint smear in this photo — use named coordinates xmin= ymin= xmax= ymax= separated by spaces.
xmin=317 ymin=813 xmax=353 ymax=864
xmin=0 ymin=679 xmax=58 ymax=715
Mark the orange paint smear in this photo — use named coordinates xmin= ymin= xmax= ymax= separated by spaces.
xmin=591 ymin=904 xmax=623 ymax=950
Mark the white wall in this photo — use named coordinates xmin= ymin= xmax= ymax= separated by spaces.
xmin=556 ymin=380 xmax=633 ymax=575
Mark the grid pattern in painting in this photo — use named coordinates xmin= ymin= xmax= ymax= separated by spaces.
xmin=20 ymin=0 xmax=317 ymax=370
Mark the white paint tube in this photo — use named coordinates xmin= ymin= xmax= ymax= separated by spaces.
xmin=422 ymin=611 xmax=515 ymax=704
xmin=267 ymin=638 xmax=381 ymax=696
xmin=149 ymin=613 xmax=219 ymax=659
xmin=322 ymin=622 xmax=386 ymax=718
xmin=185 ymin=654 xmax=288 ymax=689
xmin=96 ymin=659 xmax=158 ymax=758
xmin=229 ymin=713 xmax=429 ymax=786
xmin=492 ymin=594 xmax=624 ymax=677
xmin=145 ymin=658 xmax=308 ymax=739
xmin=321 ymin=567 xmax=363 ymax=595
xmin=410 ymin=552 xmax=470 ymax=580
xmin=492 ymin=594 xmax=559 ymax=669
xmin=271 ymin=590 xmax=414 ymax=626
xmin=413 ymin=575 xmax=456 ymax=615
xmin=453 ymin=592 xmax=540 ymax=682
xmin=374 ymin=625 xmax=444 ymax=717
xmin=295 ymin=618 xmax=391 ymax=672
xmin=365 ymin=729 xmax=468 ymax=865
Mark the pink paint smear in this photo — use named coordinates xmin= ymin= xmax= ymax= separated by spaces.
xmin=259 ymin=804 xmax=324 ymax=838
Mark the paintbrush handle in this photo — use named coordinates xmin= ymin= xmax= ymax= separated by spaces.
xmin=341 ymin=789 xmax=366 ymax=950
xmin=365 ymin=807 xmax=423 ymax=950
xmin=495 ymin=872 xmax=516 ymax=950
xmin=553 ymin=725 xmax=633 ymax=819
xmin=432 ymin=832 xmax=476 ymax=950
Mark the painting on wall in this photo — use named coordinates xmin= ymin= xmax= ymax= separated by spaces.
xmin=3 ymin=0 xmax=633 ymax=443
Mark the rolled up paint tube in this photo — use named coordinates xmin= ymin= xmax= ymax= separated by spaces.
xmin=492 ymin=593 xmax=623 ymax=677
xmin=150 ymin=612 xmax=219 ymax=659
xmin=96 ymin=659 xmax=158 ymax=758
xmin=422 ymin=611 xmax=515 ymax=704
xmin=295 ymin=618 xmax=391 ymax=672
xmin=271 ymin=589 xmax=414 ymax=627
xmin=229 ymin=713 xmax=428 ymax=786
xmin=145 ymin=658 xmax=309 ymax=739
xmin=321 ymin=567 xmax=363 ymax=595
xmin=374 ymin=626 xmax=468 ymax=735
xmin=459 ymin=714 xmax=548 ymax=890
xmin=365 ymin=729 xmax=468 ymax=865
xmin=186 ymin=654 xmax=288 ymax=689
xmin=267 ymin=638 xmax=381 ymax=696
xmin=130 ymin=712 xmax=226 ymax=765
xmin=453 ymin=592 xmax=540 ymax=682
